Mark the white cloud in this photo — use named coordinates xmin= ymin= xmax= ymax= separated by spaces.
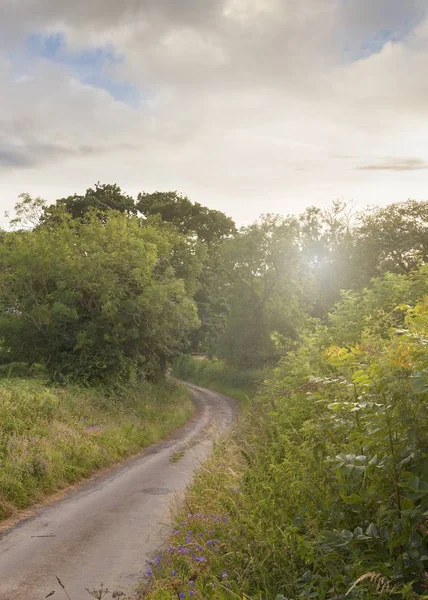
xmin=0 ymin=0 xmax=428 ymax=225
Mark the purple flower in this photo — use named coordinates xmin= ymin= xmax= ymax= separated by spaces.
xmin=179 ymin=593 xmax=185 ymax=599
xmin=189 ymin=591 xmax=194 ymax=597
xmin=172 ymin=570 xmax=176 ymax=576
xmin=189 ymin=580 xmax=195 ymax=588
xmin=194 ymin=556 xmax=207 ymax=563
xmin=146 ymin=569 xmax=153 ymax=577
xmin=222 ymin=572 xmax=228 ymax=579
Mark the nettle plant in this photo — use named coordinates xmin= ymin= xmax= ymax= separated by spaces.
xmin=308 ymin=298 xmax=428 ymax=598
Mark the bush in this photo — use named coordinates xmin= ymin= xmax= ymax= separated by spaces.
xmin=172 ymin=355 xmax=268 ymax=401
xmin=0 ymin=362 xmax=32 ymax=378
xmin=147 ymin=296 xmax=428 ymax=600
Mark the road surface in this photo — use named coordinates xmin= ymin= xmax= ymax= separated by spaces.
xmin=0 ymin=382 xmax=237 ymax=599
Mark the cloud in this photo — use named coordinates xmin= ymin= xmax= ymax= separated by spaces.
xmin=339 ymin=0 xmax=426 ymax=59
xmin=0 ymin=140 xmax=104 ymax=171
xmin=1 ymin=1 xmax=428 ymax=224
xmin=358 ymin=158 xmax=428 ymax=172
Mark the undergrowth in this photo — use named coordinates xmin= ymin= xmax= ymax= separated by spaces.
xmin=0 ymin=378 xmax=193 ymax=521
xmin=145 ymin=296 xmax=428 ymax=600
xmin=172 ymin=355 xmax=268 ymax=402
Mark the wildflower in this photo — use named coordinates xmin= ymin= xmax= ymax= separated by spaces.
xmin=222 ymin=572 xmax=228 ymax=579
xmin=189 ymin=581 xmax=195 ymax=588
xmin=172 ymin=570 xmax=176 ymax=576
xmin=189 ymin=591 xmax=194 ymax=597
xmin=179 ymin=592 xmax=185 ymax=599
xmin=194 ymin=556 xmax=207 ymax=562
xmin=146 ymin=569 xmax=153 ymax=577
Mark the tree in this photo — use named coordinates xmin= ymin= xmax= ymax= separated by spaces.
xmin=352 ymin=199 xmax=428 ymax=283
xmin=136 ymin=191 xmax=237 ymax=352
xmin=328 ymin=264 xmax=428 ymax=346
xmin=136 ymin=191 xmax=236 ymax=244
xmin=215 ymin=215 xmax=310 ymax=368
xmin=298 ymin=201 xmax=355 ymax=317
xmin=0 ymin=209 xmax=198 ymax=384
xmin=43 ymin=183 xmax=137 ymax=224
xmin=7 ymin=193 xmax=47 ymax=229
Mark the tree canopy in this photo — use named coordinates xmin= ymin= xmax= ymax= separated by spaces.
xmin=136 ymin=191 xmax=236 ymax=243
xmin=0 ymin=208 xmax=198 ymax=384
xmin=2 ymin=185 xmax=427 ymax=378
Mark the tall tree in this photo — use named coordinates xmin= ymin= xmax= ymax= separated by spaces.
xmin=298 ymin=201 xmax=355 ymax=317
xmin=43 ymin=183 xmax=137 ymax=223
xmin=136 ymin=191 xmax=236 ymax=244
xmin=0 ymin=209 xmax=198 ymax=384
xmin=352 ymin=199 xmax=428 ymax=283
xmin=216 ymin=215 xmax=310 ymax=368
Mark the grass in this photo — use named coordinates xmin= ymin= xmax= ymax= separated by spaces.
xmin=172 ymin=355 xmax=268 ymax=403
xmin=144 ymin=301 xmax=428 ymax=600
xmin=142 ymin=376 xmax=260 ymax=600
xmin=0 ymin=378 xmax=193 ymax=521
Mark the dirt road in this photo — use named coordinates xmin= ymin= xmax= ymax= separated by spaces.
xmin=0 ymin=383 xmax=237 ymax=599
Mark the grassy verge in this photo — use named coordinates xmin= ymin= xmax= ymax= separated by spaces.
xmin=172 ymin=355 xmax=268 ymax=402
xmin=145 ymin=300 xmax=428 ymax=600
xmin=0 ymin=378 xmax=193 ymax=521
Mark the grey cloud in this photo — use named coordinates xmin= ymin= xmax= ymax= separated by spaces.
xmin=0 ymin=149 xmax=33 ymax=168
xmin=1 ymin=1 xmax=428 ymax=223
xmin=358 ymin=158 xmax=428 ymax=172
xmin=0 ymin=140 xmax=108 ymax=171
xmin=1 ymin=0 xmax=339 ymax=91
xmin=0 ymin=0 xmax=223 ymax=39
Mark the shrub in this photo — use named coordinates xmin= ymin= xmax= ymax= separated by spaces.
xmin=172 ymin=355 xmax=268 ymax=401
xmin=147 ymin=296 xmax=428 ymax=600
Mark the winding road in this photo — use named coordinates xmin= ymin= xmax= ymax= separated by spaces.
xmin=0 ymin=382 xmax=237 ymax=599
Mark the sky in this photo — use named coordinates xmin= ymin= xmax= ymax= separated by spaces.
xmin=1 ymin=0 xmax=428 ymax=226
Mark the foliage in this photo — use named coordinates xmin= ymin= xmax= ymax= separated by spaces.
xmin=136 ymin=191 xmax=236 ymax=244
xmin=0 ymin=209 xmax=199 ymax=384
xmin=7 ymin=192 xmax=47 ymax=229
xmin=172 ymin=355 xmax=268 ymax=401
xmin=215 ymin=215 xmax=311 ymax=369
xmin=298 ymin=200 xmax=355 ymax=317
xmin=352 ymin=199 xmax=428 ymax=283
xmin=44 ymin=182 xmax=137 ymax=223
xmin=0 ymin=378 xmax=192 ymax=521
xmin=3 ymin=187 xmax=428 ymax=599
xmin=328 ymin=265 xmax=428 ymax=346
xmin=148 ymin=276 xmax=428 ymax=600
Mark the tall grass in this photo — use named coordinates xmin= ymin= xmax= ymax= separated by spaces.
xmin=0 ymin=378 xmax=193 ymax=521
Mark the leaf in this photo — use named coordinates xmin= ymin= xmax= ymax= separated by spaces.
xmin=365 ymin=523 xmax=378 ymax=538
xmin=410 ymin=372 xmax=428 ymax=394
